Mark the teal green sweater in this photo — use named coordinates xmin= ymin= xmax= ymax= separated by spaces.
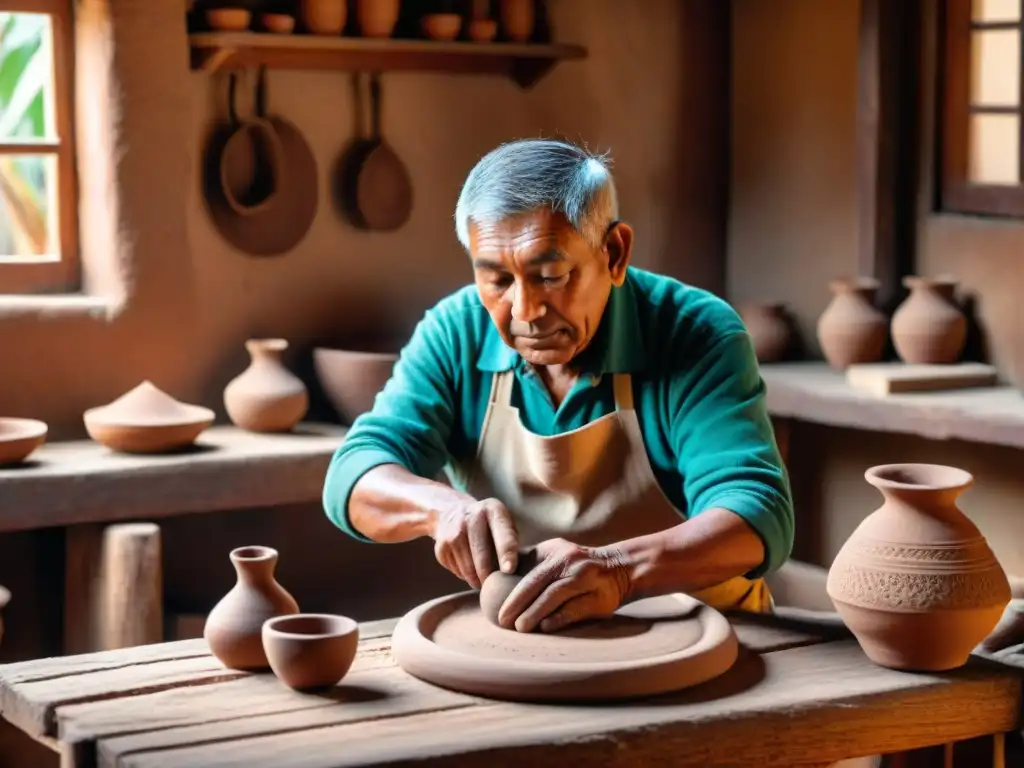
xmin=322 ymin=267 xmax=794 ymax=578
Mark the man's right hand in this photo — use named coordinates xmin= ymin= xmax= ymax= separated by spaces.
xmin=431 ymin=497 xmax=520 ymax=589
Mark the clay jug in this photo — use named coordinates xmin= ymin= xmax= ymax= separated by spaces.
xmin=356 ymin=0 xmax=399 ymax=37
xmin=826 ymin=463 xmax=1010 ymax=671
xmin=890 ymin=276 xmax=967 ymax=364
xmin=500 ymin=0 xmax=534 ymax=41
xmin=204 ymin=546 xmax=300 ymax=670
xmin=738 ymin=302 xmax=792 ymax=363
xmin=816 ymin=277 xmax=888 ymax=370
xmin=298 ymin=0 xmax=346 ymax=34
xmin=223 ymin=338 xmax=309 ymax=433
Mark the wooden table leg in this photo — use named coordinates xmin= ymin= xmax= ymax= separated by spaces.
xmin=64 ymin=522 xmax=163 ymax=653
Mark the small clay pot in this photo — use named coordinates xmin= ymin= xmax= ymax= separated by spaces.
xmin=223 ymin=338 xmax=309 ymax=433
xmin=312 ymin=347 xmax=399 ymax=425
xmin=298 ymin=0 xmax=346 ymax=34
xmin=206 ymin=7 xmax=252 ymax=30
xmin=421 ymin=13 xmax=462 ymax=41
xmin=467 ymin=18 xmax=498 ymax=42
xmin=263 ymin=613 xmax=359 ymax=690
xmin=826 ymin=463 xmax=1011 ymax=671
xmin=499 ymin=0 xmax=534 ymax=42
xmin=355 ymin=0 xmax=399 ymax=38
xmin=260 ymin=13 xmax=295 ymax=33
xmin=0 ymin=418 xmax=47 ymax=466
xmin=204 ymin=546 xmax=300 ymax=671
xmin=738 ymin=302 xmax=792 ymax=363
xmin=890 ymin=276 xmax=967 ymax=365
xmin=816 ymin=277 xmax=888 ymax=370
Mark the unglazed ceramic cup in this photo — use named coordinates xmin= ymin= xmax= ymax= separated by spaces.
xmin=262 ymin=613 xmax=359 ymax=690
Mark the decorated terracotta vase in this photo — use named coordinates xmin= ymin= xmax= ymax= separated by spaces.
xmin=890 ymin=276 xmax=967 ymax=364
xmin=738 ymin=302 xmax=791 ymax=363
xmin=826 ymin=463 xmax=1010 ymax=671
xmin=204 ymin=546 xmax=300 ymax=670
xmin=223 ymin=338 xmax=308 ymax=433
xmin=815 ymin=277 xmax=888 ymax=370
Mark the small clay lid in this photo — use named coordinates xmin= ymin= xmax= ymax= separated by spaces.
xmin=84 ymin=381 xmax=215 ymax=427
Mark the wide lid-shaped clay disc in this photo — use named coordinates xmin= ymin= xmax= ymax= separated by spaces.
xmin=85 ymin=381 xmax=215 ymax=427
xmin=392 ymin=591 xmax=738 ymax=702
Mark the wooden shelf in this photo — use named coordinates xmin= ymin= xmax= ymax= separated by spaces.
xmin=760 ymin=362 xmax=1024 ymax=451
xmin=0 ymin=423 xmax=347 ymax=534
xmin=188 ymin=32 xmax=587 ymax=88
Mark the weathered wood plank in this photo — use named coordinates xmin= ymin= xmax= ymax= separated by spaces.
xmin=0 ymin=423 xmax=347 ymax=534
xmin=100 ymin=641 xmax=1023 ymax=768
xmin=0 ymin=640 xmax=210 ymax=685
xmin=92 ymin=666 xmax=477 ymax=768
xmin=0 ymin=630 xmax=395 ymax=740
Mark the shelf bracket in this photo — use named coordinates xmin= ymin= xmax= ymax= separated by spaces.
xmin=510 ymin=58 xmax=557 ymax=90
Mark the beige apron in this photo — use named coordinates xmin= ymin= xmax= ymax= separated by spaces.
xmin=465 ymin=369 xmax=773 ymax=614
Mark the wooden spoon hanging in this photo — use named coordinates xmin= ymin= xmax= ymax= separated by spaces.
xmin=352 ymin=73 xmax=413 ymax=231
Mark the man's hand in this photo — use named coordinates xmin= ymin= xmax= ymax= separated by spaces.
xmin=431 ymin=497 xmax=519 ymax=589
xmin=497 ymin=539 xmax=632 ymax=633
xmin=976 ymin=599 xmax=1024 ymax=654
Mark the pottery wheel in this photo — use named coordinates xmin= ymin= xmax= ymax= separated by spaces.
xmin=391 ymin=591 xmax=738 ymax=702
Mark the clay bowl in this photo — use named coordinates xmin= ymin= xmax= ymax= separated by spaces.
xmin=467 ymin=18 xmax=498 ymax=42
xmin=312 ymin=347 xmax=399 ymax=425
xmin=84 ymin=381 xmax=215 ymax=454
xmin=206 ymin=8 xmax=252 ymax=31
xmin=0 ymin=418 xmax=47 ymax=465
xmin=421 ymin=13 xmax=462 ymax=41
xmin=262 ymin=613 xmax=360 ymax=690
xmin=260 ymin=13 xmax=295 ymax=34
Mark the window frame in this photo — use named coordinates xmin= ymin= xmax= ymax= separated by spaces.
xmin=940 ymin=0 xmax=1024 ymax=217
xmin=0 ymin=0 xmax=78 ymax=293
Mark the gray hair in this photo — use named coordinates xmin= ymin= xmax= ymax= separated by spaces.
xmin=454 ymin=139 xmax=619 ymax=252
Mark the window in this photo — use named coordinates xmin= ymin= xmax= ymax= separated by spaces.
xmin=940 ymin=0 xmax=1024 ymax=217
xmin=0 ymin=0 xmax=76 ymax=292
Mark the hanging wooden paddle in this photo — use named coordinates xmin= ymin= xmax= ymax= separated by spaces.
xmin=349 ymin=73 xmax=413 ymax=231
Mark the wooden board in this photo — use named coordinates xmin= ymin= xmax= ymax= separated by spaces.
xmin=1 ymin=612 xmax=1018 ymax=768
xmin=97 ymin=642 xmax=1022 ymax=768
xmin=846 ymin=362 xmax=999 ymax=397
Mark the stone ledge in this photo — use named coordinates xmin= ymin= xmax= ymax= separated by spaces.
xmin=0 ymin=423 xmax=347 ymax=534
xmin=762 ymin=362 xmax=1024 ymax=451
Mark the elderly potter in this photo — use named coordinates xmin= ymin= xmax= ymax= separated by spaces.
xmin=323 ymin=139 xmax=794 ymax=633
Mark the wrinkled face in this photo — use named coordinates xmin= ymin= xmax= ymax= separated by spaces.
xmin=469 ymin=209 xmax=633 ymax=367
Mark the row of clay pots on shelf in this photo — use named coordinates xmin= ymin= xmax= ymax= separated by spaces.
xmin=205 ymin=0 xmax=538 ymax=43
xmin=0 ymin=339 xmax=400 ymax=465
xmin=817 ymin=275 xmax=967 ymax=369
xmin=740 ymin=275 xmax=968 ymax=369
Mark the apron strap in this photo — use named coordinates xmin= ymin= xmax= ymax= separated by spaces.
xmin=612 ymin=373 xmax=633 ymax=411
xmin=491 ymin=371 xmax=516 ymax=407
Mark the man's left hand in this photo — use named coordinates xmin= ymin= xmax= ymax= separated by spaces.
xmin=497 ymin=539 xmax=632 ymax=633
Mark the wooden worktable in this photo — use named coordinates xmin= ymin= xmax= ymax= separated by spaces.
xmin=0 ymin=612 xmax=1019 ymax=768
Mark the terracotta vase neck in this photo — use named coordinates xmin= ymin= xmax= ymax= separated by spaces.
xmin=230 ymin=546 xmax=279 ymax=585
xmin=866 ymin=463 xmax=973 ymax=521
xmin=829 ymin=278 xmax=878 ymax=302
xmin=245 ymin=339 xmax=288 ymax=364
